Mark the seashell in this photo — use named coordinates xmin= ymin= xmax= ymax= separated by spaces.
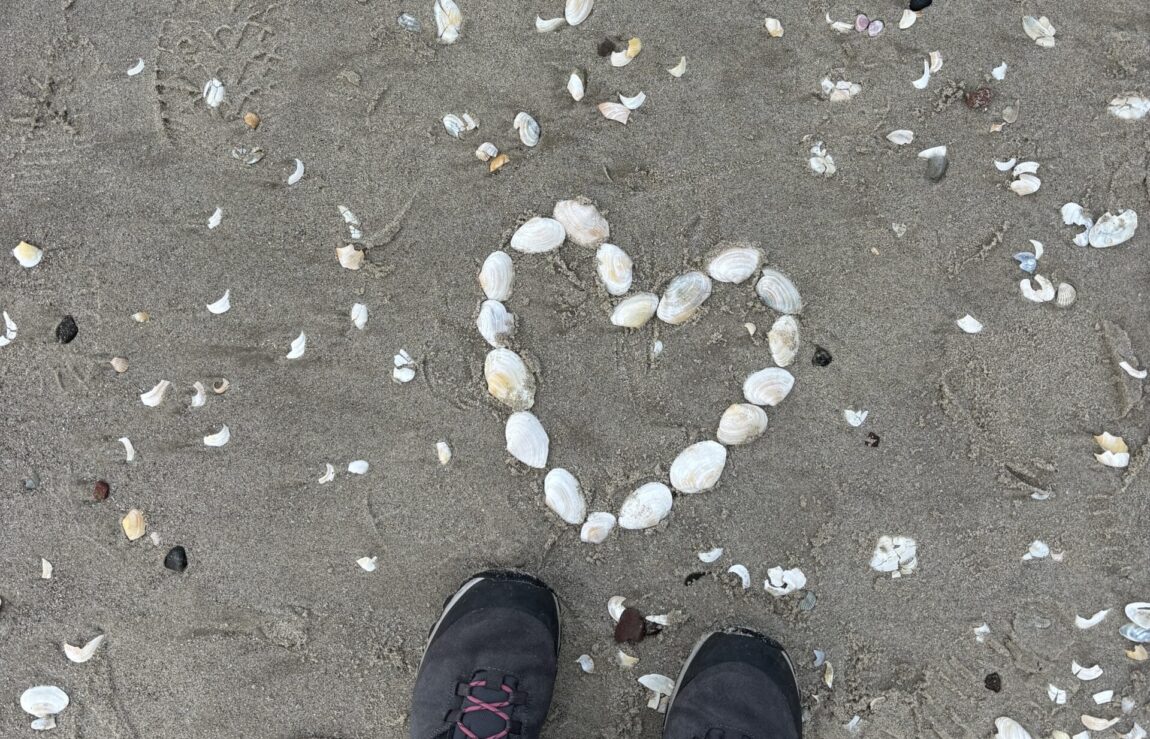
xmin=717 ymin=404 xmax=768 ymax=445
xmin=1128 ymin=645 xmax=1149 ymax=661
xmin=1062 ymin=201 xmax=1091 ymax=226
xmin=0 ymin=310 xmax=16 ymax=348
xmin=1082 ymin=716 xmax=1119 ymax=732
xmin=597 ymin=101 xmax=630 ymax=124
xmin=12 ymin=240 xmax=42 ymax=268
xmin=1089 ymin=209 xmax=1138 ymax=248
xmin=357 ymin=555 xmax=378 ymax=571
xmin=618 ymin=482 xmax=673 ymax=529
xmin=867 ymin=19 xmax=884 ymax=36
xmin=554 ymin=199 xmax=610 ymax=247
xmin=536 ymin=15 xmax=564 ymax=32
xmin=993 ymin=717 xmax=1034 ymax=739
xmin=190 ymin=381 xmax=207 ymax=408
xmin=698 ymin=547 xmax=724 ymax=562
xmin=479 ymin=251 xmax=515 ymax=300
xmin=1120 ymin=623 xmax=1150 ymax=643
xmin=1126 ymin=602 xmax=1150 ymax=629
xmin=203 ymin=425 xmax=230 ymax=447
xmin=1010 ymin=173 xmax=1041 ymax=195
xmin=808 ymin=141 xmax=836 ymax=176
xmin=657 ymin=272 xmax=712 ymax=324
xmin=617 ymin=649 xmax=639 ymax=668
xmin=1047 ymin=684 xmax=1068 ymax=704
xmin=607 ymin=596 xmax=627 ymax=621
xmin=991 ymin=62 xmax=1008 ymax=80
xmin=286 ymin=331 xmax=307 ymax=359
xmin=667 ymin=56 xmax=687 ymax=77
xmin=1072 ymin=660 xmax=1103 ymax=680
xmin=132 ymin=311 xmax=150 ymax=322
xmin=1092 ymin=689 xmax=1114 ymax=704
xmin=764 ymin=566 xmax=807 ymax=596
xmin=577 ymin=654 xmax=596 ymax=673
xmin=544 ymin=468 xmax=586 ymax=524
xmin=824 ymin=11 xmax=852 ymax=32
xmin=348 ymin=460 xmax=370 ymax=474
xmin=1021 ymin=540 xmax=1049 ymax=560
xmin=911 ymin=59 xmax=930 ymax=89
xmin=580 ymin=511 xmax=615 ymax=543
xmin=1022 ymin=15 xmax=1055 ymax=47
xmin=1095 ymin=432 xmax=1129 ymax=468
xmin=1108 ymin=94 xmax=1150 ymax=121
xmin=870 ymin=535 xmax=918 ymax=576
xmin=393 ymin=349 xmax=416 ymax=383
xmin=755 ymin=268 xmax=802 ymax=314
xmin=287 ymin=158 xmax=305 ymax=185
xmin=208 ymin=207 xmax=222 ymax=229
xmin=706 ymin=245 xmax=762 ymax=283
xmin=929 ymin=51 xmax=943 ymax=73
xmin=213 ymin=378 xmax=230 ymax=394
xmin=510 ymin=217 xmax=565 ymax=253
xmin=121 ymin=509 xmax=146 ymax=540
xmin=564 ymin=0 xmax=593 ymax=26
xmin=64 ymin=633 xmax=106 ymax=663
xmin=485 ymin=348 xmax=535 ymax=410
xmin=126 ymin=58 xmax=145 ymax=76
xmin=337 ymin=244 xmax=364 ymax=270
xmin=843 ymin=409 xmax=869 ymax=427
xmin=1055 ymin=282 xmax=1076 ymax=308
xmin=318 ymin=463 xmax=335 ymax=484
xmin=609 ymin=49 xmax=633 ymax=67
xmin=1019 ymin=275 xmax=1055 ymax=303
xmin=727 ymin=564 xmax=751 ymax=589
xmin=514 ymin=112 xmax=540 ymax=146
xmin=898 ymin=8 xmax=917 ymax=28
xmin=434 ymin=0 xmax=462 ymax=43
xmin=41 ymin=557 xmax=53 ymax=579
xmin=110 ymin=356 xmax=128 ymax=373
xmin=21 ymin=685 xmax=69 ymax=728
xmin=1012 ymin=161 xmax=1039 ymax=176
xmin=119 ymin=436 xmax=136 ymax=462
xmin=140 ymin=380 xmax=171 ymax=407
xmin=477 ymin=300 xmax=515 ymax=348
xmin=442 ymin=114 xmax=467 ymax=138
xmin=610 ymin=293 xmax=659 ymax=328
xmin=886 ymin=129 xmax=914 ymax=145
xmin=203 ymin=78 xmax=225 ymax=107
xmin=567 ymin=69 xmax=586 ymax=101
xmin=1075 ymin=609 xmax=1110 ymax=629
xmin=638 ymin=674 xmax=674 ymax=709
xmin=475 ymin=142 xmax=499 ymax=161
xmin=956 ymin=314 xmax=983 ymax=333
xmin=768 ymin=315 xmax=800 ymax=366
xmin=397 ymin=12 xmax=421 ymax=31
xmin=669 ymin=441 xmax=727 ymax=494
xmin=619 ymin=91 xmax=646 ymax=110
xmin=765 ymin=17 xmax=783 ymax=37
xmin=506 ymin=411 xmax=548 ymax=468
xmin=351 ymin=303 xmax=368 ymax=329
xmin=206 ymin=289 xmax=231 ymax=314
xmin=488 ymin=153 xmax=510 ymax=173
xmin=822 ymin=78 xmax=861 ymax=101
xmin=742 ymin=367 xmax=795 ymax=407
xmin=994 ymin=158 xmax=1017 ymax=172
xmin=596 ymin=243 xmax=632 ymax=295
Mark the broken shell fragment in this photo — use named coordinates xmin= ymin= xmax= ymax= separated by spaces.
xmin=768 ymin=315 xmax=800 ymax=367
xmin=1126 ymin=602 xmax=1150 ymax=629
xmin=657 ymin=272 xmax=712 ymax=324
xmin=479 ymin=251 xmax=515 ymax=299
xmin=514 ymin=112 xmax=540 ymax=146
xmin=667 ymin=56 xmax=687 ymax=77
xmin=567 ymin=69 xmax=586 ymax=101
xmin=1019 ymin=275 xmax=1055 ymax=303
xmin=1022 ymin=15 xmax=1056 ymax=47
xmin=618 ymin=482 xmax=673 ymax=529
xmin=206 ymin=289 xmax=231 ymax=314
xmin=1082 ymin=716 xmax=1120 ymax=732
xmin=1108 ymin=94 xmax=1150 ymax=121
xmin=286 ymin=332 xmax=307 ymax=359
xmin=669 ymin=441 xmax=727 ymax=494
xmin=536 ymin=15 xmax=564 ymax=32
xmin=1010 ymin=173 xmax=1041 ymax=196
xmin=717 ymin=404 xmax=768 ymax=446
xmin=286 ymin=158 xmax=305 ymax=185
xmin=870 ymin=535 xmax=918 ymax=577
xmin=356 ymin=556 xmax=377 ymax=572
xmin=485 ymin=348 xmax=535 ymax=410
xmin=610 ymin=293 xmax=659 ymax=328
xmin=1072 ymin=661 xmax=1104 ymax=680
xmin=898 ymin=8 xmax=917 ymax=29
xmin=755 ymin=268 xmax=802 ymax=314
xmin=994 ymin=158 xmax=1017 ymax=172
xmin=318 ymin=464 xmax=335 ymax=484
xmin=213 ymin=378 xmax=230 ymax=394
xmin=580 ymin=511 xmax=616 ymax=543
xmin=12 ymin=240 xmax=43 ymax=268
xmin=698 ymin=547 xmax=724 ymax=563
xmin=1088 ymin=209 xmax=1138 ymax=248
xmin=203 ymin=78 xmax=225 ymax=107
xmin=597 ymin=102 xmax=630 ymax=124
xmin=822 ymin=78 xmax=861 ymax=101
xmin=911 ymin=60 xmax=930 ymax=89
xmin=608 ymin=37 xmax=641 ymax=67
xmin=886 ymin=129 xmax=914 ymax=145
xmin=63 ymin=633 xmax=106 ymax=664
xmin=119 ymin=436 xmax=136 ymax=462
xmin=208 ymin=207 xmax=222 ymax=229
xmin=638 ymin=674 xmax=674 ymax=711
xmin=544 ymin=468 xmax=586 ymax=525
xmin=510 ymin=217 xmax=565 ymax=253
xmin=742 ymin=367 xmax=795 ymax=407
xmin=843 ymin=409 xmax=869 ymax=427
xmin=348 ymin=460 xmax=370 ymax=475
xmin=337 ymin=244 xmax=364 ymax=270
xmin=956 ymin=315 xmax=983 ymax=333
xmin=121 ymin=509 xmax=146 ymax=540
xmin=596 ymin=243 xmax=632 ymax=295
xmin=203 ymin=424 xmax=231 ymax=447
xmin=505 ymin=411 xmax=549 ymax=468
xmin=564 ymin=0 xmax=593 ymax=26
xmin=477 ymin=300 xmax=516 ymax=348
xmin=350 ymin=303 xmax=368 ymax=329
xmin=140 ymin=380 xmax=171 ymax=407
xmin=1094 ymin=432 xmax=1129 ymax=468
xmin=577 ymin=654 xmax=595 ymax=673
xmin=727 ymin=564 xmax=751 ymax=588
xmin=0 ymin=310 xmax=16 ymax=347
xmin=434 ymin=0 xmax=462 ymax=43
xmin=475 ymin=142 xmax=499 ymax=161
xmin=554 ymin=199 xmax=609 ymax=247
xmin=608 ymin=595 xmax=627 ymax=622
xmin=918 ymin=145 xmax=948 ymax=181
xmin=765 ymin=17 xmax=783 ymax=37
xmin=764 ymin=566 xmax=807 ymax=597
xmin=190 ymin=382 xmax=206 ymax=408
xmin=619 ymin=91 xmax=646 ymax=110
xmin=706 ymin=245 xmax=762 ymax=284
xmin=436 ymin=441 xmax=452 ymax=465
xmin=126 ymin=58 xmax=145 ymax=76
xmin=1048 ymin=684 xmax=1068 ymax=704
xmin=993 ymin=717 xmax=1033 ymax=739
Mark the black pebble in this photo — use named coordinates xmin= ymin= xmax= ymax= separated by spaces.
xmin=812 ymin=346 xmax=833 ymax=367
xmin=984 ymin=672 xmax=1002 ymax=692
xmin=597 ymin=37 xmax=618 ymax=57
xmin=55 ymin=315 xmax=78 ymax=344
xmin=164 ymin=546 xmax=188 ymax=572
xmin=865 ymin=432 xmax=881 ymax=448
xmin=909 ymin=0 xmax=931 ymax=10
xmin=684 ymin=571 xmax=707 ymax=586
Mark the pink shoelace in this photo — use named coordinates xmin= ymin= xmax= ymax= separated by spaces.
xmin=456 ymin=679 xmax=514 ymax=739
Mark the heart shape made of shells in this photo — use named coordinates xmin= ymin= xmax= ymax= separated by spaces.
xmin=478 ymin=198 xmax=803 ymax=544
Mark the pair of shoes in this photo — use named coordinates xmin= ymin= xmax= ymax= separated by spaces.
xmin=409 ymin=571 xmax=802 ymax=739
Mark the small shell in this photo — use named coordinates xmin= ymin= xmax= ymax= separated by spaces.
xmin=1012 ymin=161 xmax=1040 ymax=176
xmin=506 ymin=411 xmax=549 ymax=468
xmin=348 ymin=460 xmax=370 ymax=475
xmin=485 ymin=348 xmax=535 ymax=410
xmin=118 ymin=436 xmax=136 ymax=462
xmin=1019 ymin=275 xmax=1055 ymax=303
xmin=764 ymin=566 xmax=807 ymax=596
xmin=727 ymin=564 xmax=751 ymax=589
xmin=567 ymin=70 xmax=586 ymax=101
xmin=208 ymin=207 xmax=222 ymax=229
xmin=337 ymin=244 xmax=364 ymax=270
xmin=742 ymin=367 xmax=795 ymax=407
xmin=870 ymin=535 xmax=918 ymax=576
xmin=544 ymin=468 xmax=586 ymax=525
xmin=912 ymin=59 xmax=931 ymax=89
xmin=619 ymin=91 xmax=646 ymax=110
xmin=41 ymin=557 xmax=53 ymax=579
xmin=698 ymin=547 xmax=724 ymax=562
xmin=140 ymin=380 xmax=171 ymax=407
xmin=203 ymin=78 xmax=225 ymax=107
xmin=1088 ymin=209 xmax=1138 ymax=248
xmin=1126 ymin=602 xmax=1150 ymax=629
xmin=1055 ymin=282 xmax=1076 ymax=308
xmin=994 ymin=158 xmax=1017 ymax=172
xmin=1108 ymin=94 xmax=1150 ymax=121
xmin=1010 ymin=173 xmax=1041 ymax=196
xmin=596 ymin=243 xmax=632 ymax=295
xmin=993 ymin=717 xmax=1034 ymax=739
xmin=956 ymin=314 xmax=984 ymax=333
xmin=667 ymin=56 xmax=687 ymax=77
xmin=132 ymin=311 xmax=149 ymax=322
xmin=618 ymin=482 xmax=673 ymax=529
xmin=1092 ymin=690 xmax=1114 ymax=704
xmin=442 ymin=114 xmax=467 ymax=138
xmin=213 ymin=378 xmax=230 ymax=394
xmin=318 ymin=463 xmax=335 ymax=484
xmin=843 ymin=409 xmax=869 ymax=427
xmin=617 ymin=648 xmax=639 ymax=667
xmin=716 ymin=404 xmax=768 ymax=445
xmin=20 ymin=686 xmax=69 ymax=719
xmin=610 ymin=293 xmax=659 ymax=328
xmin=514 ymin=111 xmax=540 ymax=146
xmin=286 ymin=331 xmax=307 ymax=359
xmin=597 ymin=102 xmax=631 ymax=124
xmin=1082 ymin=716 xmax=1119 ymax=732
xmin=536 ymin=16 xmax=565 ymax=32
xmin=898 ymin=8 xmax=917 ymax=28
xmin=886 ymin=129 xmax=914 ymax=145
xmin=434 ymin=0 xmax=462 ymax=43
xmin=929 ymin=51 xmax=943 ymax=73
xmin=351 ymin=303 xmax=369 ymax=329
xmin=706 ymin=245 xmax=762 ymax=284
xmin=638 ymin=674 xmax=674 ymax=709
xmin=126 ymin=58 xmax=145 ymax=76
xmin=580 ymin=511 xmax=616 ymax=543
xmin=755 ymin=268 xmax=803 ymax=314
xmin=768 ymin=315 xmax=800 ymax=367
xmin=286 ymin=158 xmax=305 ymax=185
xmin=12 ymin=240 xmax=43 ymax=268
xmin=436 ymin=441 xmax=452 ymax=465
xmin=1074 ymin=609 xmax=1110 ymax=629
xmin=1047 ymin=684 xmax=1068 ymax=704
xmin=554 ymin=199 xmax=610 ymax=247
xmin=577 ymin=654 xmax=596 ymax=673
xmin=608 ymin=596 xmax=627 ymax=621
xmin=477 ymin=300 xmax=516 ymax=348
xmin=190 ymin=381 xmax=207 ymax=408
xmin=203 ymin=425 xmax=230 ymax=447
xmin=669 ymin=441 xmax=727 ymax=494
xmin=657 ymin=272 xmax=712 ymax=325
xmin=479 ymin=251 xmax=515 ymax=300
xmin=610 ymin=49 xmax=633 ymax=68
xmin=475 ymin=142 xmax=499 ymax=161
xmin=510 ymin=217 xmax=565 ymax=253
xmin=121 ymin=509 xmax=146 ymax=540
xmin=63 ymin=633 xmax=106 ymax=664
xmin=110 ymin=356 xmax=128 ymax=373
xmin=488 ymin=153 xmax=510 ymax=173
xmin=1022 ymin=15 xmax=1056 ymax=47
xmin=206 ymin=289 xmax=231 ymax=314
xmin=764 ymin=17 xmax=783 ymax=37
xmin=992 ymin=62 xmax=1008 ymax=80
xmin=357 ymin=556 xmax=378 ymax=571
xmin=565 ymin=0 xmax=593 ymax=26
xmin=1072 ymin=661 xmax=1104 ymax=681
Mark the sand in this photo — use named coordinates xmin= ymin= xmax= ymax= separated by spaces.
xmin=2 ymin=0 xmax=1149 ymax=736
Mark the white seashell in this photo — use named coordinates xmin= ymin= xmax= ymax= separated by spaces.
xmin=618 ymin=482 xmax=673 ymax=529
xmin=190 ymin=381 xmax=207 ymax=408
xmin=1108 ymin=94 xmax=1150 ymax=121
xmin=580 ymin=511 xmax=616 ymax=543
xmin=765 ymin=17 xmax=783 ymax=37
xmin=577 ymin=654 xmax=596 ymax=673
xmin=764 ymin=566 xmax=807 ymax=596
xmin=870 ymin=535 xmax=918 ymax=577
xmin=477 ymin=300 xmax=515 ymax=348
xmin=609 ymin=49 xmax=633 ymax=67
xmin=825 ymin=11 xmax=852 ymax=32
xmin=639 ymin=674 xmax=674 ymax=710
xmin=994 ymin=158 xmax=1017 ymax=172
xmin=479 ymin=251 xmax=515 ymax=299
xmin=1062 ymin=201 xmax=1091 ymax=226
xmin=1047 ymin=684 xmax=1068 ymax=704
xmin=41 ymin=557 xmax=53 ymax=579
xmin=1089 ymin=209 xmax=1138 ymax=248
xmin=433 ymin=440 xmax=451 ymax=466
xmin=554 ymin=199 xmax=609 ymax=247
xmin=918 ymin=145 xmax=947 ymax=160
xmin=843 ymin=409 xmax=868 ymax=427
xmin=1072 ymin=660 xmax=1104 ymax=681
xmin=1075 ymin=609 xmax=1110 ymax=629
xmin=119 ymin=436 xmax=136 ymax=462
xmin=12 ymin=240 xmax=43 ymax=268
xmin=898 ymin=8 xmax=916 ymax=29
xmin=617 ymin=649 xmax=639 ymax=668
xmin=912 ymin=59 xmax=930 ymax=89
xmin=21 ymin=686 xmax=69 ymax=724
xmin=956 ymin=314 xmax=983 ymax=333
xmin=596 ymin=243 xmax=632 ymax=295
xmin=318 ymin=463 xmax=335 ymax=484
xmin=706 ymin=245 xmax=762 ymax=283
xmin=597 ymin=101 xmax=630 ymax=124
xmin=514 ymin=111 xmax=540 ymax=146
xmin=993 ymin=717 xmax=1034 ymax=739
xmin=755 ymin=268 xmax=803 ymax=314
xmin=126 ymin=58 xmax=145 ymax=76
xmin=510 ymin=217 xmax=565 ymax=253
xmin=203 ymin=78 xmax=225 ymax=107
xmin=929 ymin=51 xmax=943 ymax=73
xmin=564 ymin=0 xmax=593 ymax=25
xmin=348 ymin=460 xmax=370 ymax=474
xmin=1093 ymin=690 xmax=1115 ymax=704
xmin=1012 ymin=161 xmax=1040 ymax=177
xmin=992 ymin=62 xmax=1008 ymax=80
xmin=669 ymin=441 xmax=727 ymax=494
xmin=1010 ymin=173 xmax=1041 ymax=195
xmin=886 ymin=129 xmax=914 ymax=145
xmin=717 ymin=404 xmax=768 ymax=446
xmin=808 ymin=141 xmax=836 ymax=176
xmin=442 ymin=114 xmax=467 ymax=138
xmin=536 ymin=16 xmax=565 ymax=32
xmin=667 ymin=56 xmax=687 ymax=77
xmin=206 ymin=289 xmax=231 ymax=314
xmin=287 ymin=158 xmax=305 ymax=185
xmin=1082 ymin=716 xmax=1119 ymax=731
xmin=1055 ymin=282 xmax=1076 ymax=308
xmin=434 ymin=0 xmax=462 ymax=43
xmin=338 ymin=205 xmax=361 ymax=239
xmin=356 ymin=556 xmax=377 ymax=572
xmin=350 ymin=303 xmax=368 ymax=329
xmin=657 ymin=272 xmax=712 ymax=324
xmin=506 ymin=411 xmax=548 ymax=468
xmin=0 ymin=310 xmax=16 ymax=347
xmin=475 ymin=142 xmax=499 ymax=161
xmin=286 ymin=331 xmax=307 ymax=359
xmin=742 ymin=367 xmax=795 ymax=407
xmin=768 ymin=315 xmax=800 ymax=366
xmin=822 ymin=78 xmax=861 ymax=101
xmin=726 ymin=564 xmax=751 ymax=589
xmin=610 ymin=293 xmax=659 ymax=328
xmin=337 ymin=244 xmax=364 ymax=270
xmin=203 ymin=424 xmax=230 ymax=447
xmin=567 ymin=70 xmax=586 ymax=101
xmin=1019 ymin=275 xmax=1055 ymax=303
xmin=1022 ymin=540 xmax=1049 ymax=560
xmin=698 ymin=547 xmax=724 ymax=563
xmin=619 ymin=91 xmax=646 ymax=110
xmin=208 ymin=207 xmax=222 ymax=229
xmin=544 ymin=468 xmax=586 ymax=525
xmin=608 ymin=596 xmax=627 ymax=621
xmin=64 ymin=633 xmax=106 ymax=663
xmin=974 ymin=623 xmax=991 ymax=642
xmin=485 ymin=348 xmax=535 ymax=410
xmin=140 ymin=380 xmax=171 ymax=407
xmin=650 ymin=339 xmax=663 ymax=358
xmin=1022 ymin=15 xmax=1056 ymax=47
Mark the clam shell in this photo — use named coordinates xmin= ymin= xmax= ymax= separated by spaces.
xmin=993 ymin=718 xmax=1034 ymax=739
xmin=514 ymin=112 xmax=540 ymax=146
xmin=511 ymin=217 xmax=565 ymax=253
xmin=596 ymin=243 xmax=633 ymax=295
xmin=610 ymin=293 xmax=659 ymax=328
xmin=580 ymin=511 xmax=616 ymax=543
xmin=755 ymin=268 xmax=803 ymax=314
xmin=669 ymin=441 xmax=727 ymax=494
xmin=1010 ymin=173 xmax=1041 ymax=196
xmin=505 ymin=411 xmax=549 ymax=468
xmin=567 ymin=69 xmax=586 ymax=101
xmin=706 ymin=244 xmax=762 ymax=283
xmin=553 ymin=199 xmax=610 ymax=247
xmin=477 ymin=300 xmax=515 ymax=348
xmin=121 ymin=509 xmax=146 ymax=540
xmin=767 ymin=315 xmax=800 ymax=367
xmin=1088 ymin=209 xmax=1138 ymax=248
xmin=484 ymin=348 xmax=535 ymax=410
xmin=742 ymin=367 xmax=795 ymax=406
xmin=479 ymin=251 xmax=514 ymax=300
xmin=434 ymin=0 xmax=462 ymax=43
xmin=598 ymin=102 xmax=631 ymax=124
xmin=565 ymin=0 xmax=593 ymax=25
xmin=475 ymin=142 xmax=499 ymax=161
xmin=618 ymin=482 xmax=673 ymax=529
xmin=1120 ymin=623 xmax=1150 ymax=643
xmin=20 ymin=686 xmax=69 ymax=719
xmin=716 ymin=403 xmax=768 ymax=445
xmin=337 ymin=244 xmax=364 ymax=270
xmin=13 ymin=240 xmax=43 ymax=268
xmin=657 ymin=272 xmax=712 ymax=325
xmin=544 ymin=468 xmax=586 ymax=524
xmin=1126 ymin=602 xmax=1150 ymax=629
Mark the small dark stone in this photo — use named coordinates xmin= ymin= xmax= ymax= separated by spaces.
xmin=812 ymin=346 xmax=833 ymax=367
xmin=984 ymin=672 xmax=1002 ymax=692
xmin=908 ymin=0 xmax=931 ymax=11
xmin=614 ymin=606 xmax=647 ymax=643
xmin=164 ymin=546 xmax=189 ymax=572
xmin=93 ymin=480 xmax=110 ymax=501
xmin=684 ymin=571 xmax=707 ymax=586
xmin=56 ymin=315 xmax=78 ymax=344
xmin=597 ymin=37 xmax=619 ymax=57
xmin=865 ymin=432 xmax=881 ymax=448
xmin=964 ymin=87 xmax=993 ymax=110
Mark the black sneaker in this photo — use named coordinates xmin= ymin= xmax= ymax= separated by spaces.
xmin=663 ymin=628 xmax=802 ymax=739
xmin=409 ymin=570 xmax=560 ymax=739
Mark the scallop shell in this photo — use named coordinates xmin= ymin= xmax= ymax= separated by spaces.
xmin=484 ymin=348 xmax=535 ymax=410
xmin=544 ymin=468 xmax=586 ymax=525
xmin=477 ymin=300 xmax=515 ymax=348
xmin=669 ymin=441 xmax=727 ymax=494
xmin=1055 ymin=282 xmax=1076 ymax=308
xmin=596 ymin=243 xmax=633 ymax=295
xmin=767 ymin=315 xmax=800 ymax=367
xmin=510 ymin=217 xmax=565 ymax=253
xmin=514 ymin=112 xmax=540 ymax=146
xmin=21 ymin=685 xmax=69 ymax=720
xmin=580 ymin=511 xmax=616 ymax=543
xmin=755 ymin=269 xmax=803 ymax=314
xmin=565 ymin=0 xmax=593 ymax=25
xmin=706 ymin=245 xmax=763 ymax=283
xmin=505 ymin=411 xmax=549 ymax=468
xmin=479 ymin=251 xmax=514 ymax=300
xmin=610 ymin=293 xmax=659 ymax=328
xmin=1088 ymin=209 xmax=1138 ymax=248
xmin=553 ymin=199 xmax=610 ymax=247
xmin=618 ymin=482 xmax=673 ymax=529
xmin=716 ymin=403 xmax=768 ymax=445
xmin=657 ymin=272 xmax=712 ymax=325
xmin=742 ymin=367 xmax=795 ymax=406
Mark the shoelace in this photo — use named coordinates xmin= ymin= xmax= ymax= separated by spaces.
xmin=449 ymin=672 xmax=525 ymax=739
